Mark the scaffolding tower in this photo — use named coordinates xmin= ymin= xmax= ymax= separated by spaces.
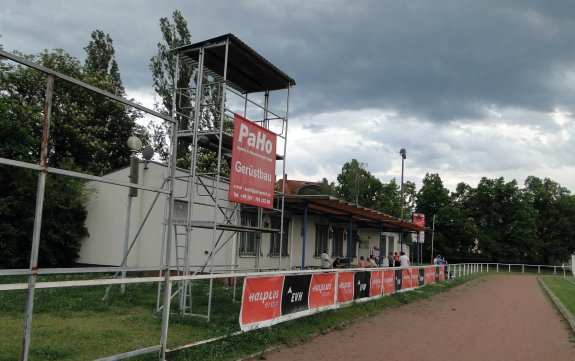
xmin=157 ymin=34 xmax=295 ymax=319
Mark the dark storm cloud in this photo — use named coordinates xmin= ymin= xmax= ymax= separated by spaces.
xmin=3 ymin=0 xmax=574 ymax=123
xmin=2 ymin=0 xmax=575 ymax=191
xmin=270 ymin=0 xmax=575 ymax=123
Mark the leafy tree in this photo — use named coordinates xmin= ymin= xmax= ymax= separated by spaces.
xmin=402 ymin=180 xmax=417 ymax=218
xmin=149 ymin=10 xmax=194 ymax=166
xmin=415 ymin=173 xmax=452 ymax=258
xmin=415 ymin=173 xmax=450 ymax=224
xmin=524 ymin=176 xmax=575 ymax=263
xmin=149 ymin=10 xmax=192 ymax=118
xmin=84 ymin=30 xmax=122 ymax=90
xmin=377 ymin=178 xmax=401 ymax=217
xmin=6 ymin=43 xmax=140 ymax=176
xmin=149 ymin=10 xmax=230 ymax=175
xmin=433 ymin=199 xmax=478 ymax=258
xmin=0 ymin=31 xmax=138 ymax=267
xmin=336 ymin=159 xmax=383 ymax=209
xmin=465 ymin=177 xmax=536 ymax=262
xmin=318 ymin=177 xmax=338 ymax=196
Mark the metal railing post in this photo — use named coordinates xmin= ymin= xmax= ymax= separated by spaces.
xmin=21 ymin=74 xmax=55 ymax=361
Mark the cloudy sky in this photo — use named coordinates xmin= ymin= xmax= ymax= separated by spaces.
xmin=2 ymin=0 xmax=575 ymax=192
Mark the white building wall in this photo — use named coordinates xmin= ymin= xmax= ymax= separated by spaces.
xmin=79 ymin=162 xmax=232 ymax=270
xmin=80 ymin=165 xmax=405 ymax=271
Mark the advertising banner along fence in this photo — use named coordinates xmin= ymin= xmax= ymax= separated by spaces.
xmin=240 ymin=266 xmax=447 ymax=331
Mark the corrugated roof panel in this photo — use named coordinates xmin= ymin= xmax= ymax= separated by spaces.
xmin=172 ymin=34 xmax=295 ymax=93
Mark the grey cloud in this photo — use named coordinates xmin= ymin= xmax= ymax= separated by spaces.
xmin=3 ymin=0 xmax=575 ymax=191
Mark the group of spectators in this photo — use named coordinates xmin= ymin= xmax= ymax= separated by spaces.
xmin=321 ymin=248 xmax=412 ymax=269
xmin=433 ymin=254 xmax=448 ymax=265
xmin=387 ymin=251 xmax=410 ymax=268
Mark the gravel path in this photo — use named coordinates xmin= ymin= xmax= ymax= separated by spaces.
xmin=259 ymin=275 xmax=575 ymax=361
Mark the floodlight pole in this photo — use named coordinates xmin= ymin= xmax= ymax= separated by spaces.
xmin=430 ymin=214 xmax=436 ymax=264
xmin=399 ymin=148 xmax=406 ymax=252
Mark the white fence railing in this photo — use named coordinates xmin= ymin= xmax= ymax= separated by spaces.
xmin=445 ymin=262 xmax=574 ymax=278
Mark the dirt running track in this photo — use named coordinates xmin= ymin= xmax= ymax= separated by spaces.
xmin=258 ymin=275 xmax=575 ymax=361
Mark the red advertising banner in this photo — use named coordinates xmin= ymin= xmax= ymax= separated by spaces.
xmin=309 ymin=273 xmax=337 ymax=310
xmin=401 ymin=269 xmax=412 ymax=290
xmin=370 ymin=270 xmax=383 ymax=297
xmin=413 ymin=213 xmax=425 ymax=243
xmin=229 ymin=114 xmax=277 ymax=209
xmin=336 ymin=272 xmax=355 ymax=304
xmin=424 ymin=267 xmax=432 ymax=285
xmin=240 ymin=266 xmax=452 ymax=331
xmin=410 ymin=268 xmax=419 ymax=287
xmin=439 ymin=265 xmax=445 ymax=281
xmin=413 ymin=213 xmax=425 ymax=227
xmin=383 ymin=270 xmax=395 ymax=295
xmin=428 ymin=266 xmax=436 ymax=283
xmin=240 ymin=276 xmax=283 ymax=330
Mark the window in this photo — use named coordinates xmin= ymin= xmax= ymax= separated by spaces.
xmin=314 ymin=224 xmax=329 ymax=257
xmin=332 ymin=227 xmax=344 ymax=257
xmin=345 ymin=230 xmax=359 ymax=259
xmin=239 ymin=211 xmax=258 ymax=256
xmin=270 ymin=218 xmax=289 ymax=257
xmin=386 ymin=235 xmax=395 ymax=255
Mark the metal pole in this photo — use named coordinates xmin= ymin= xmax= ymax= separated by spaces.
xmin=420 ymin=235 xmax=423 ymax=266
xmin=121 ymin=194 xmax=133 ymax=294
xmin=348 ymin=218 xmax=353 ymax=267
xmin=207 ymin=38 xmax=230 ymax=322
xmin=278 ymin=85 xmax=291 ymax=271
xmin=159 ymin=53 xmax=181 ymax=361
xmin=21 ymin=73 xmax=55 ymax=361
xmin=289 ymin=217 xmax=294 ymax=270
xmin=416 ymin=232 xmax=420 ymax=265
xmin=430 ymin=214 xmax=435 ymax=264
xmin=301 ymin=205 xmax=307 ymax=269
xmin=400 ymin=156 xmax=404 ymax=252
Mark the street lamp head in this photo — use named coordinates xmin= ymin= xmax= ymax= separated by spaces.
xmin=127 ymin=136 xmax=142 ymax=152
xmin=399 ymin=148 xmax=407 ymax=159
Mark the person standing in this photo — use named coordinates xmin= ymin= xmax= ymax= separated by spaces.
xmin=321 ymin=249 xmax=331 ymax=269
xmin=433 ymin=255 xmax=441 ymax=265
xmin=435 ymin=255 xmax=444 ymax=265
xmin=371 ymin=245 xmax=380 ymax=266
xmin=368 ymin=255 xmax=377 ymax=268
xmin=394 ymin=252 xmax=400 ymax=267
xmin=399 ymin=252 xmax=410 ymax=267
xmin=388 ymin=253 xmax=394 ymax=267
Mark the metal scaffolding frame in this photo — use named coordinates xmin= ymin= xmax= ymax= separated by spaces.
xmin=158 ymin=34 xmax=295 ymax=319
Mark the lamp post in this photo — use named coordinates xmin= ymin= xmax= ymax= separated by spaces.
xmin=399 ymin=148 xmax=406 ymax=252
xmin=121 ymin=136 xmax=142 ymax=293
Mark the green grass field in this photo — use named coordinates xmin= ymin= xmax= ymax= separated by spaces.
xmin=539 ymin=276 xmax=575 ymax=316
